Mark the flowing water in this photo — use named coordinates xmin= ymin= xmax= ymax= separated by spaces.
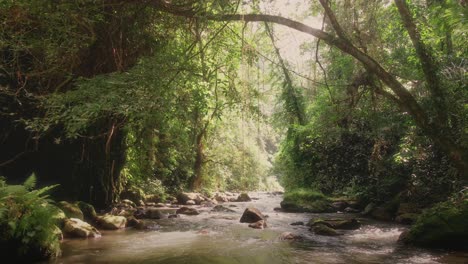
xmin=47 ymin=193 xmax=467 ymax=264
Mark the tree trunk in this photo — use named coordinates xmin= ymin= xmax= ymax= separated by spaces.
xmin=191 ymin=131 xmax=204 ymax=190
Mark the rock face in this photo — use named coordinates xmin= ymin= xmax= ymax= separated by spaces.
xmin=236 ymin=193 xmax=252 ymax=202
xmin=308 ymin=218 xmax=361 ymax=230
xmin=399 ymin=200 xmax=468 ymax=250
xmin=63 ymin=218 xmax=101 ymax=238
xmin=96 ymin=214 xmax=127 ymax=230
xmin=58 ymin=201 xmax=84 ymax=220
xmin=176 ymin=207 xmax=200 ymax=215
xmin=240 ymin=207 xmax=264 ymax=223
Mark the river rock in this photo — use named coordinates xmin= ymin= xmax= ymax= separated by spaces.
xmin=240 ymin=207 xmax=264 ymax=223
xmin=201 ymin=200 xmax=218 ymax=207
xmin=121 ymin=199 xmax=136 ymax=208
xmin=186 ymin=200 xmax=196 ymax=205
xmin=397 ymin=203 xmax=420 ymax=215
xmin=63 ymin=218 xmax=101 ymax=238
xmin=177 ymin=192 xmax=204 ymax=205
xmin=212 ymin=205 xmax=235 ymax=213
xmin=290 ymin=221 xmax=304 ymax=226
xmin=126 ymin=216 xmax=140 ymax=227
xmin=120 ymin=188 xmax=146 ymax=205
xmin=311 ymin=224 xmax=340 ymax=236
xmin=236 ymin=193 xmax=252 ymax=202
xmin=331 ymin=201 xmax=349 ymax=211
xmin=145 ymin=208 xmax=169 ymax=219
xmin=77 ymin=201 xmax=97 ymax=222
xmin=279 ymin=232 xmax=304 ymax=241
xmin=395 ymin=213 xmax=419 ymax=225
xmin=214 ymin=193 xmax=229 ymax=202
xmin=248 ymin=220 xmax=267 ymax=229
xmin=58 ymin=201 xmax=84 ymax=220
xmin=370 ymin=206 xmax=394 ymax=221
xmin=344 ymin=207 xmax=360 ymax=213
xmin=399 ymin=199 xmax=468 ymax=250
xmin=145 ymin=194 xmax=162 ymax=203
xmin=52 ymin=209 xmax=67 ymax=228
xmin=176 ymin=207 xmax=200 ymax=215
xmin=96 ymin=214 xmax=127 ymax=230
xmin=308 ymin=218 xmax=361 ymax=230
xmin=361 ymin=203 xmax=376 ymax=216
xmin=135 ymin=220 xmax=161 ymax=230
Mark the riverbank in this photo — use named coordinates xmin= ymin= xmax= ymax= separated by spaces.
xmin=43 ymin=192 xmax=468 ymax=264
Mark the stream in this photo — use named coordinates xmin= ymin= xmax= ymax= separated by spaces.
xmin=46 ymin=193 xmax=467 ymax=264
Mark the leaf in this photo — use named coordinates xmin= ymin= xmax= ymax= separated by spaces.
xmin=23 ymin=173 xmax=37 ymax=191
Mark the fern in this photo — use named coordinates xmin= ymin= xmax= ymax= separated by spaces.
xmin=23 ymin=174 xmax=37 ymax=191
xmin=0 ymin=175 xmax=61 ymax=260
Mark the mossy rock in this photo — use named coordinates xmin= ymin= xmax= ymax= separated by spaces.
xmin=308 ymin=218 xmax=361 ymax=230
xmin=77 ymin=201 xmax=97 ymax=222
xmin=280 ymin=189 xmax=333 ymax=213
xmin=120 ymin=187 xmax=146 ymax=205
xmin=311 ymin=224 xmax=341 ymax=236
xmin=399 ymin=199 xmax=468 ymax=250
xmin=57 ymin=201 xmax=83 ymax=220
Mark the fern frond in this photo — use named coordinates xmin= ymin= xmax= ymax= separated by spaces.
xmin=23 ymin=173 xmax=37 ymax=191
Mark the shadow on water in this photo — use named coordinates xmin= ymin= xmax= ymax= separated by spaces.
xmin=45 ymin=193 xmax=468 ymax=264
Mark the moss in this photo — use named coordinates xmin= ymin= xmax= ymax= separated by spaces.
xmin=57 ymin=201 xmax=84 ymax=220
xmin=403 ymin=199 xmax=468 ymax=249
xmin=281 ymin=189 xmax=332 ymax=213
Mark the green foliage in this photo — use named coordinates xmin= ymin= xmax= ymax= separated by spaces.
xmin=403 ymin=198 xmax=468 ymax=249
xmin=283 ymin=188 xmax=327 ymax=203
xmin=0 ymin=174 xmax=61 ymax=261
xmin=281 ymin=188 xmax=331 ymax=213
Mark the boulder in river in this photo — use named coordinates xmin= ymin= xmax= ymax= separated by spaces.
xmin=212 ymin=205 xmax=236 ymax=213
xmin=145 ymin=208 xmax=172 ymax=219
xmin=290 ymin=221 xmax=304 ymax=226
xmin=280 ymin=190 xmax=333 ymax=213
xmin=96 ymin=214 xmax=127 ymax=230
xmin=186 ymin=200 xmax=196 ymax=205
xmin=176 ymin=206 xmax=200 ymax=215
xmin=331 ymin=201 xmax=349 ymax=211
xmin=279 ymin=232 xmax=304 ymax=241
xmin=63 ymin=218 xmax=101 ymax=238
xmin=58 ymin=201 xmax=84 ymax=220
xmin=398 ymin=199 xmax=468 ymax=250
xmin=214 ymin=193 xmax=229 ymax=202
xmin=308 ymin=218 xmax=361 ymax=230
xmin=395 ymin=213 xmax=419 ymax=225
xmin=77 ymin=201 xmax=97 ymax=222
xmin=236 ymin=193 xmax=252 ymax=202
xmin=248 ymin=220 xmax=267 ymax=229
xmin=311 ymin=224 xmax=341 ymax=236
xmin=240 ymin=207 xmax=264 ymax=223
xmin=177 ymin=192 xmax=204 ymax=205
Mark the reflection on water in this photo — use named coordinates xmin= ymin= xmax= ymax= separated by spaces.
xmin=45 ymin=193 xmax=468 ymax=264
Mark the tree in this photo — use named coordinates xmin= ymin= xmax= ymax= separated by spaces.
xmin=150 ymin=0 xmax=467 ymax=180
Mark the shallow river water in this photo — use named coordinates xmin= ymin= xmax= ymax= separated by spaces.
xmin=46 ymin=193 xmax=467 ymax=264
